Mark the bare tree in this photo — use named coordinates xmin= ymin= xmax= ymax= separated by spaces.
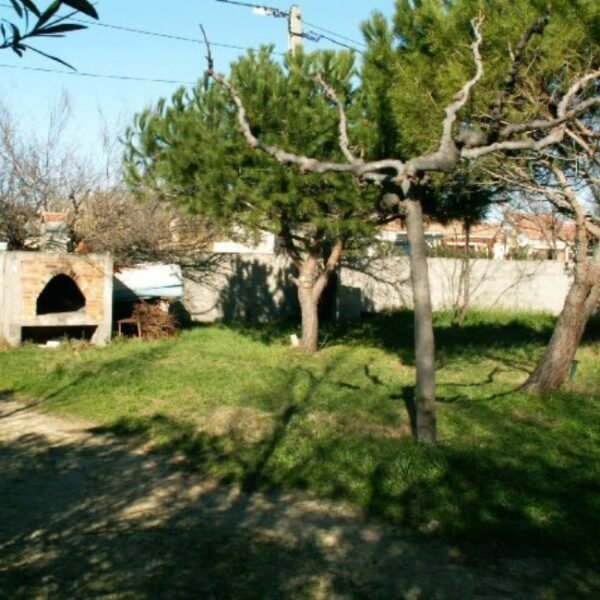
xmin=0 ymin=97 xmax=97 ymax=248
xmin=0 ymin=96 xmax=214 ymax=261
xmin=74 ymin=188 xmax=216 ymax=263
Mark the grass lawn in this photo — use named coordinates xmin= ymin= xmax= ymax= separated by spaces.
xmin=1 ymin=310 xmax=599 ymax=569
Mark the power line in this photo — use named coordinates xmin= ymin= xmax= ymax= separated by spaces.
xmin=0 ymin=3 xmax=281 ymax=54
xmin=0 ymin=62 xmax=197 ymax=85
xmin=1 ymin=2 xmax=364 ymax=56
xmin=215 ymin=0 xmax=289 ymax=18
xmin=303 ymin=20 xmax=366 ymax=48
xmin=302 ymin=31 xmax=364 ymax=54
xmin=71 ymin=18 xmax=264 ymax=53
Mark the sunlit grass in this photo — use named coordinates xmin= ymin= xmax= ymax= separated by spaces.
xmin=1 ymin=310 xmax=598 ymax=565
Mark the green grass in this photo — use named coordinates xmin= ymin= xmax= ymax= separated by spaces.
xmin=1 ymin=310 xmax=599 ymax=565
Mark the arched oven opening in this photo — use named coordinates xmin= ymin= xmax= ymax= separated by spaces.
xmin=36 ymin=274 xmax=86 ymax=315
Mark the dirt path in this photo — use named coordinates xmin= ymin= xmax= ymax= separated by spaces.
xmin=0 ymin=399 xmax=582 ymax=599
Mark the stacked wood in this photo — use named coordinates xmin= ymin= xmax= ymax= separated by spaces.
xmin=131 ymin=301 xmax=179 ymax=340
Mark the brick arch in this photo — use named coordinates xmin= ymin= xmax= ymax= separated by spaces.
xmin=32 ymin=265 xmax=78 ymax=300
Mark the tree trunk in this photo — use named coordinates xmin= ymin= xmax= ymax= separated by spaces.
xmin=455 ymin=221 xmax=471 ymax=326
xmin=522 ymin=280 xmax=592 ymax=393
xmin=523 ymin=246 xmax=599 ymax=394
xmin=405 ymin=197 xmax=437 ymax=444
xmin=295 ymin=240 xmax=344 ymax=353
xmin=296 ymin=254 xmax=319 ymax=352
xmin=298 ymin=285 xmax=319 ymax=353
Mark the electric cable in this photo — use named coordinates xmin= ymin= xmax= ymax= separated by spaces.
xmin=0 ymin=62 xmax=197 ymax=85
xmin=303 ymin=20 xmax=366 ymax=48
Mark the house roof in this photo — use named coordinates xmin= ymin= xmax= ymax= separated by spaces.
xmin=379 ymin=213 xmax=575 ymax=245
xmin=41 ymin=212 xmax=68 ymax=224
xmin=380 ymin=218 xmax=506 ymax=242
xmin=504 ymin=212 xmax=576 ymax=242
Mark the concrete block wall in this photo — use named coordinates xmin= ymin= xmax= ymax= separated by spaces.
xmin=182 ymin=254 xmax=572 ymax=323
xmin=339 ymin=257 xmax=571 ymax=316
xmin=183 ymin=253 xmax=298 ymax=323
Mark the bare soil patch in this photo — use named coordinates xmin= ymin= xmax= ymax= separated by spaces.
xmin=0 ymin=398 xmax=592 ymax=599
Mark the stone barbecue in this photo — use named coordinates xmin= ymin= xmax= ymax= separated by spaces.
xmin=0 ymin=251 xmax=113 ymax=346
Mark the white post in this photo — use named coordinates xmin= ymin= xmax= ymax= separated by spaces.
xmin=288 ymin=5 xmax=303 ymax=55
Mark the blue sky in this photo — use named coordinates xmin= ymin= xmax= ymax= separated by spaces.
xmin=0 ymin=0 xmax=396 ymax=162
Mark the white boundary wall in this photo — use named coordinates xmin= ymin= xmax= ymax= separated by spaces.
xmin=339 ymin=257 xmax=570 ymax=317
xmin=182 ymin=254 xmax=571 ymax=322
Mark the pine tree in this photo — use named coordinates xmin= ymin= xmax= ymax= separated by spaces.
xmin=125 ymin=48 xmax=380 ymax=352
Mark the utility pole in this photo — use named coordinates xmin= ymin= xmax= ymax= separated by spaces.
xmin=216 ymin=0 xmax=362 ymax=54
xmin=288 ymin=5 xmax=303 ymax=55
xmin=217 ymin=1 xmax=311 ymax=55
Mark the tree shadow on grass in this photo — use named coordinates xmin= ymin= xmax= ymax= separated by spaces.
xmin=224 ymin=310 xmax=558 ymax=368
xmin=332 ymin=310 xmax=556 ymax=364
xmin=89 ymin=363 xmax=600 ymax=577
xmin=222 ymin=318 xmax=300 ymax=347
xmin=85 ymin=397 xmax=600 ymax=596
xmin=3 ymin=355 xmax=598 ymax=598
xmin=3 ymin=401 xmax=571 ymax=599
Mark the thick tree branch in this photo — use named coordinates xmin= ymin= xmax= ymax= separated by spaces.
xmin=200 ymin=17 xmax=502 ymax=181
xmin=200 ymin=26 xmax=403 ymax=182
xmin=406 ymin=15 xmax=485 ymax=175
xmin=200 ymin=21 xmax=598 ymax=200
xmin=557 ymin=70 xmax=600 ymax=117
xmin=312 ymin=238 xmax=344 ymax=302
xmin=496 ymin=95 xmax=600 ymax=139
xmin=586 ymin=219 xmax=600 ymax=240
xmin=315 ymin=73 xmax=360 ymax=164
xmin=464 ymin=70 xmax=600 ymax=159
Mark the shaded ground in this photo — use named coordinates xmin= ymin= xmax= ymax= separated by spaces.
xmin=1 ymin=399 xmax=595 ymax=599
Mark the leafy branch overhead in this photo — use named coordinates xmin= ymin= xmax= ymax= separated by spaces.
xmin=201 ymin=18 xmax=599 ymax=189
xmin=1 ymin=0 xmax=99 ymax=69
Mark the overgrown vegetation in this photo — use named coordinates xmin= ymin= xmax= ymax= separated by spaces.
xmin=1 ymin=311 xmax=598 ymax=571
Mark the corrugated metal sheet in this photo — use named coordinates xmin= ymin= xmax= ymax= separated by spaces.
xmin=114 ymin=264 xmax=183 ymax=302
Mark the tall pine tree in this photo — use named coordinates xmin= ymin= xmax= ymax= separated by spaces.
xmin=125 ymin=48 xmax=380 ymax=352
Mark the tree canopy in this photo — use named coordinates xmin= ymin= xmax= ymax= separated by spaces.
xmin=361 ymin=0 xmax=600 ymax=160
xmin=125 ymin=48 xmax=383 ymax=351
xmin=126 ymin=48 xmax=379 ymax=244
xmin=126 ymin=0 xmax=599 ymax=440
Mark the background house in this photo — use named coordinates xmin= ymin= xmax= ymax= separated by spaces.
xmin=375 ymin=213 xmax=575 ymax=261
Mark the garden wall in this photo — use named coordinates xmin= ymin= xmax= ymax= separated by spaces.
xmin=182 ymin=254 xmax=571 ymax=323
xmin=183 ymin=253 xmax=298 ymax=323
xmin=338 ymin=257 xmax=570 ymax=318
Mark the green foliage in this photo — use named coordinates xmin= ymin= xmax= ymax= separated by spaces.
xmin=0 ymin=0 xmax=98 ymax=68
xmin=1 ymin=311 xmax=599 ymax=567
xmin=427 ymin=164 xmax=501 ymax=227
xmin=361 ymin=0 xmax=600 ymax=159
xmin=125 ymin=48 xmax=380 ymax=253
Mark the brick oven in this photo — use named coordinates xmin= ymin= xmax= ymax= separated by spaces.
xmin=0 ymin=251 xmax=113 ymax=346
